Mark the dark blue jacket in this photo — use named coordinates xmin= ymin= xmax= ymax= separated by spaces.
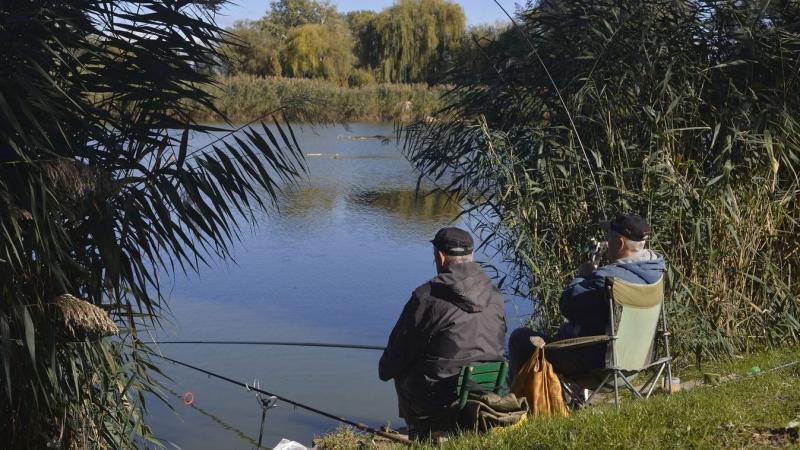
xmin=558 ymin=250 xmax=666 ymax=339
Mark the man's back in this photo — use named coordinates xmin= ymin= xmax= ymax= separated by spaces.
xmin=379 ymin=261 xmax=506 ymax=420
xmin=560 ymin=249 xmax=665 ymax=338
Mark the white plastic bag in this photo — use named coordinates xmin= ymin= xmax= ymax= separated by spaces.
xmin=272 ymin=438 xmax=308 ymax=450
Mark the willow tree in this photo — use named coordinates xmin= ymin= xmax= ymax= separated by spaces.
xmin=346 ymin=10 xmax=380 ymax=69
xmin=373 ymin=0 xmax=466 ymax=83
xmin=403 ymin=0 xmax=800 ymax=360
xmin=221 ymin=20 xmax=283 ymax=77
xmin=0 ymin=1 xmax=304 ymax=448
xmin=282 ymin=23 xmax=355 ymax=84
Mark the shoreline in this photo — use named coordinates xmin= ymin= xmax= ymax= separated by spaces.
xmin=191 ymin=75 xmax=450 ymax=124
xmin=313 ymin=346 xmax=800 ymax=449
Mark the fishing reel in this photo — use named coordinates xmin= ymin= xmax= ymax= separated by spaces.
xmin=582 ymin=237 xmax=607 ymax=269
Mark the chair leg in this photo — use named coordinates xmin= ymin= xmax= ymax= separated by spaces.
xmin=641 ymin=369 xmax=660 ymax=398
xmin=644 ymin=363 xmax=667 ymax=398
xmin=561 ymin=380 xmax=584 ymax=410
xmin=619 ymin=374 xmax=644 ymax=399
xmin=586 ymin=372 xmax=613 ymax=405
xmin=612 ymin=372 xmax=620 ymax=408
xmin=666 ymin=360 xmax=674 ymax=395
xmin=661 ymin=299 xmax=674 ymax=395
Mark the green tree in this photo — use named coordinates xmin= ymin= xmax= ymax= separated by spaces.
xmin=221 ymin=20 xmax=283 ymax=76
xmin=403 ymin=0 xmax=800 ymax=359
xmin=452 ymin=22 xmax=512 ymax=83
xmin=282 ymin=23 xmax=355 ymax=84
xmin=268 ymin=0 xmax=339 ymax=29
xmin=0 ymin=1 xmax=304 ymax=447
xmin=372 ymin=0 xmax=466 ymax=83
xmin=345 ymin=10 xmax=380 ymax=68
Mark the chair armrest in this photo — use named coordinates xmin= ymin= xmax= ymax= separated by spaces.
xmin=545 ymin=335 xmax=611 ymax=350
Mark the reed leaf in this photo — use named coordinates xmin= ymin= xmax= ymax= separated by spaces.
xmin=0 ymin=1 xmax=305 ymax=447
xmin=403 ymin=0 xmax=800 ymax=361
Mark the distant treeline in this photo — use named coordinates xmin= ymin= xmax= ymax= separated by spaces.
xmin=194 ymin=75 xmax=450 ymax=123
xmin=219 ymin=0 xmax=508 ymax=86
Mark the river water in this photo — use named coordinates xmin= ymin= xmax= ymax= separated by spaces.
xmin=146 ymin=123 xmax=531 ymax=449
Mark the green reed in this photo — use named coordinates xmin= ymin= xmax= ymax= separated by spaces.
xmin=402 ymin=0 xmax=800 ymax=361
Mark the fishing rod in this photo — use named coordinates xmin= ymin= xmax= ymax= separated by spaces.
xmin=493 ymin=0 xmax=608 ymax=219
xmin=163 ymin=386 xmax=265 ymax=448
xmin=146 ymin=350 xmax=412 ymax=446
xmin=150 ymin=340 xmax=386 ymax=351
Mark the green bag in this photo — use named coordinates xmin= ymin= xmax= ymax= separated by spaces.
xmin=460 ymin=391 xmax=529 ymax=433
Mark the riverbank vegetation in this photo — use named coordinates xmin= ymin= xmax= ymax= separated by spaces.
xmin=193 ymin=75 xmax=448 ymax=122
xmin=403 ymin=0 xmax=800 ymax=361
xmin=0 ymin=1 xmax=304 ymax=448
xmin=193 ymin=0 xmax=506 ymax=122
xmin=220 ymin=0 xmax=500 ymax=85
xmin=316 ymin=347 xmax=800 ymax=449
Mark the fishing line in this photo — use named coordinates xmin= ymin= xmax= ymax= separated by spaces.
xmin=493 ymin=1 xmax=608 ymax=219
xmin=163 ymin=386 xmax=264 ymax=448
xmin=182 ymin=108 xmax=297 ymax=161
xmin=145 ymin=350 xmax=412 ymax=446
xmin=151 ymin=340 xmax=385 ymax=351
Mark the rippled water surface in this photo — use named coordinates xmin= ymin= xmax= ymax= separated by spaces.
xmin=146 ymin=123 xmax=531 ymax=449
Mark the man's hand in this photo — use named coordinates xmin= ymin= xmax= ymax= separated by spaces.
xmin=576 ymin=262 xmax=596 ymax=278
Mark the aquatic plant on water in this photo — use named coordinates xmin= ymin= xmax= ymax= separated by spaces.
xmin=403 ymin=0 xmax=800 ymax=361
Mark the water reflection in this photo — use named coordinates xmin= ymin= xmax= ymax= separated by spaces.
xmin=349 ymin=189 xmax=460 ymax=223
xmin=279 ymin=185 xmax=338 ymax=217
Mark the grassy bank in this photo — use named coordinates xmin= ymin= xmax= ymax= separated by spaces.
xmin=194 ymin=75 xmax=449 ymax=123
xmin=315 ymin=348 xmax=800 ymax=449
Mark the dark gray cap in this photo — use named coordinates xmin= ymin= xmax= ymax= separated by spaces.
xmin=431 ymin=227 xmax=474 ymax=256
xmin=601 ymin=213 xmax=652 ymax=241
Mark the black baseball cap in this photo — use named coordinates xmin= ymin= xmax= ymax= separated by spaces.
xmin=601 ymin=214 xmax=651 ymax=241
xmin=431 ymin=227 xmax=474 ymax=256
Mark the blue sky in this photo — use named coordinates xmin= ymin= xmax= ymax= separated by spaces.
xmin=215 ymin=0 xmax=522 ymax=27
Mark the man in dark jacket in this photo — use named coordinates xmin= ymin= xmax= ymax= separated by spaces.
xmin=509 ymin=214 xmax=666 ymax=378
xmin=379 ymin=227 xmax=506 ymax=436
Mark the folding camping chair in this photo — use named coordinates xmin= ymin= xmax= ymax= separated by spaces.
xmin=545 ymin=276 xmax=673 ymax=408
xmin=456 ymin=361 xmax=508 ymax=409
xmin=407 ymin=362 xmax=508 ymax=440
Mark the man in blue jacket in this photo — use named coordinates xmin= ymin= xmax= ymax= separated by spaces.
xmin=508 ymin=214 xmax=666 ymax=379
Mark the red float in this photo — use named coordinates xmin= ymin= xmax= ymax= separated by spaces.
xmin=182 ymin=391 xmax=194 ymax=406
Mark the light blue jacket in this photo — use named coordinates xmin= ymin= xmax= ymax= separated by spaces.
xmin=557 ymin=250 xmax=666 ymax=339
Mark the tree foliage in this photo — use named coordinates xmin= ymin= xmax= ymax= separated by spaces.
xmin=221 ymin=20 xmax=283 ymax=77
xmin=372 ymin=0 xmax=466 ymax=83
xmin=267 ymin=0 xmax=339 ymax=29
xmin=222 ymin=0 xmax=469 ymax=85
xmin=282 ymin=23 xmax=355 ymax=84
xmin=451 ymin=22 xmax=512 ymax=83
xmin=345 ymin=10 xmax=380 ymax=69
xmin=403 ymin=0 xmax=800 ymax=359
xmin=0 ymin=1 xmax=304 ymax=447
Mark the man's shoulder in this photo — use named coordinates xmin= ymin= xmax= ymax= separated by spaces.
xmin=597 ymin=260 xmax=666 ymax=284
xmin=410 ymin=281 xmax=452 ymax=311
xmin=411 ymin=281 xmax=433 ymax=302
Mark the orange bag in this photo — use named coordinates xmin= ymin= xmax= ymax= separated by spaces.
xmin=510 ymin=346 xmax=569 ymax=417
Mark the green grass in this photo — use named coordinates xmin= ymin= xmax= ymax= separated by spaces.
xmin=316 ymin=348 xmax=800 ymax=449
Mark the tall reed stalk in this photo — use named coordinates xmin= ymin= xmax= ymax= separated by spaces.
xmin=403 ymin=0 xmax=800 ymax=360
